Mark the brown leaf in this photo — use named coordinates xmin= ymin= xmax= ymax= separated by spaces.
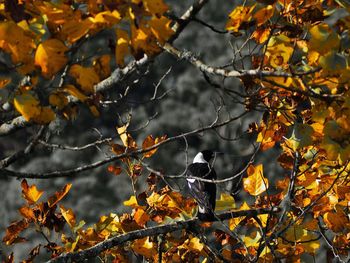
xmin=2 ymin=219 xmax=29 ymax=245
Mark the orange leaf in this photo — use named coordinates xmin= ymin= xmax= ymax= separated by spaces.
xmin=324 ymin=210 xmax=348 ymax=233
xmin=253 ymin=5 xmax=274 ymax=26
xmin=134 ymin=208 xmax=150 ymax=226
xmin=0 ymin=77 xmax=10 ymax=89
xmin=19 ymin=206 xmax=35 ymax=221
xmin=243 ymin=164 xmax=269 ymax=196
xmin=2 ymin=219 xmax=29 ymax=245
xmin=48 ymin=184 xmax=72 ymax=208
xmin=34 ymin=39 xmax=68 ymax=78
xmin=21 ymin=179 xmax=43 ymax=205
xmin=142 ymin=135 xmax=157 ymax=158
xmin=132 ymin=237 xmax=157 ymax=259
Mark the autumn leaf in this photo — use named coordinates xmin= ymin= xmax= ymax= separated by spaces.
xmin=63 ymin=85 xmax=88 ymax=102
xmin=215 ymin=193 xmax=235 ymax=211
xmin=226 ymin=5 xmax=255 ymax=32
xmin=324 ymin=210 xmax=348 ymax=233
xmin=133 ymin=208 xmax=150 ymax=227
xmin=61 ymin=18 xmax=93 ymax=43
xmin=149 ymin=16 xmax=174 ymax=45
xmin=254 ymin=5 xmax=274 ymax=26
xmin=124 ymin=195 xmax=140 ymax=208
xmin=142 ymin=135 xmax=158 ymax=158
xmin=143 ymin=0 xmax=169 ymax=15
xmin=60 ymin=205 xmax=76 ymax=228
xmin=0 ymin=77 xmax=10 ymax=89
xmin=21 ymin=179 xmax=43 ymax=205
xmin=69 ymin=65 xmax=100 ymax=94
xmin=14 ymin=91 xmax=41 ymax=122
xmin=34 ymin=39 xmax=68 ymax=78
xmin=132 ymin=237 xmax=157 ymax=259
xmin=19 ymin=206 xmax=35 ymax=221
xmin=243 ymin=164 xmax=269 ymax=196
xmin=116 ymin=29 xmax=130 ymax=67
xmin=2 ymin=219 xmax=29 ymax=245
xmin=48 ymin=184 xmax=72 ymax=208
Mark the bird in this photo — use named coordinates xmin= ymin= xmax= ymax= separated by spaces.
xmin=186 ymin=150 xmax=219 ymax=221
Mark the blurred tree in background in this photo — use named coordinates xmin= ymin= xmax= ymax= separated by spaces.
xmin=1 ymin=0 xmax=350 ymax=262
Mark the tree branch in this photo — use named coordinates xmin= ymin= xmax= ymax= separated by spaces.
xmin=47 ymin=207 xmax=280 ymax=263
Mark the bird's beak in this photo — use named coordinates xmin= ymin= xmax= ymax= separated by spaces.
xmin=214 ymin=151 xmax=224 ymax=156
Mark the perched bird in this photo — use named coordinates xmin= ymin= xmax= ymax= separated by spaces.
xmin=186 ymin=150 xmax=219 ymax=221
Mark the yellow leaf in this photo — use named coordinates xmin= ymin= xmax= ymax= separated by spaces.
xmin=149 ymin=16 xmax=174 ymax=45
xmin=35 ymin=39 xmax=68 ymax=78
xmin=93 ymin=55 xmax=111 ymax=79
xmin=188 ymin=237 xmax=204 ymax=252
xmin=132 ymin=237 xmax=157 ymax=259
xmin=243 ymin=164 xmax=269 ymax=196
xmin=254 ymin=5 xmax=274 ymax=26
xmin=117 ymin=124 xmax=129 ymax=147
xmin=215 ymin=193 xmax=235 ymax=211
xmin=21 ymin=179 xmax=43 ymax=205
xmin=226 ymin=5 xmax=255 ymax=32
xmin=243 ymin=231 xmax=261 ymax=248
xmin=124 ymin=195 xmax=139 ymax=208
xmin=131 ymin=23 xmax=160 ymax=57
xmin=115 ymin=29 xmax=130 ymax=67
xmin=60 ymin=205 xmax=76 ymax=228
xmin=143 ymin=0 xmax=169 ymax=15
xmin=93 ymin=10 xmax=121 ymax=25
xmin=69 ymin=65 xmax=100 ymax=94
xmin=14 ymin=91 xmax=41 ymax=121
xmin=63 ymin=85 xmax=88 ymax=102
xmin=0 ymin=21 xmax=35 ymax=74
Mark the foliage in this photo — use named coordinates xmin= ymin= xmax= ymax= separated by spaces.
xmin=1 ymin=0 xmax=350 ymax=262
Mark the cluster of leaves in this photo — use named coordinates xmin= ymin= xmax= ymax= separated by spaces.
xmin=3 ymin=180 xmax=71 ymax=261
xmin=0 ymin=0 xmax=173 ymax=123
xmin=225 ymin=0 xmax=350 ymax=260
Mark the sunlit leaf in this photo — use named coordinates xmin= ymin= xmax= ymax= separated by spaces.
xmin=34 ymin=39 xmax=68 ymax=78
xmin=215 ymin=193 xmax=235 ymax=211
xmin=21 ymin=179 xmax=43 ymax=205
xmin=60 ymin=205 xmax=76 ymax=228
xmin=226 ymin=5 xmax=255 ymax=32
xmin=324 ymin=210 xmax=348 ymax=232
xmin=14 ymin=91 xmax=41 ymax=122
xmin=254 ymin=5 xmax=274 ymax=26
xmin=132 ymin=237 xmax=157 ymax=259
xmin=243 ymin=164 xmax=269 ymax=196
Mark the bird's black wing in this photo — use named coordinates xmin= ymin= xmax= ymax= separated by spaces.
xmin=186 ymin=163 xmax=217 ymax=221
